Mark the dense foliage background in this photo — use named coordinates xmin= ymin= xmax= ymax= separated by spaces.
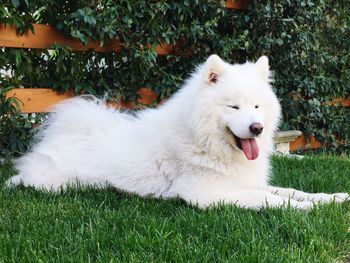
xmin=0 ymin=0 xmax=349 ymax=156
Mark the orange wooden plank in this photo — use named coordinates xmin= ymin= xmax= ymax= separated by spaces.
xmin=292 ymin=93 xmax=350 ymax=107
xmin=6 ymin=88 xmax=158 ymax=113
xmin=325 ymin=98 xmax=350 ymax=107
xmin=226 ymin=0 xmax=249 ymax=9
xmin=0 ymin=24 xmax=122 ymax=52
xmin=6 ymin=88 xmax=75 ymax=113
xmin=0 ymin=23 xmax=191 ymax=55
xmin=155 ymin=43 xmax=192 ymax=56
xmin=290 ymin=134 xmax=323 ymax=151
xmin=155 ymin=43 xmax=176 ymax=55
xmin=119 ymin=87 xmax=157 ymax=108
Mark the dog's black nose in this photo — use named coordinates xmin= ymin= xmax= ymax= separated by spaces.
xmin=249 ymin=123 xmax=263 ymax=136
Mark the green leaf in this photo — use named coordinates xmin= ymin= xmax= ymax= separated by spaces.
xmin=15 ymin=51 xmax=22 ymax=66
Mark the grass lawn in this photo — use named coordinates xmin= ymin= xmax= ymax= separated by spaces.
xmin=0 ymin=156 xmax=349 ymax=262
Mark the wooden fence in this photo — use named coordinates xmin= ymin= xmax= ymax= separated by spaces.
xmin=1 ymin=0 xmax=348 ymax=151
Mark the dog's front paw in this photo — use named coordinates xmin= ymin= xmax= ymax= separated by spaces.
xmin=331 ymin=192 xmax=349 ymax=203
xmin=310 ymin=192 xmax=349 ymax=204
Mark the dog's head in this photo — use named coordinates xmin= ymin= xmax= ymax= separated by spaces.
xmin=191 ymin=55 xmax=281 ymax=160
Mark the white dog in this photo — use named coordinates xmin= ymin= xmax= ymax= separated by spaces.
xmin=7 ymin=55 xmax=349 ymax=209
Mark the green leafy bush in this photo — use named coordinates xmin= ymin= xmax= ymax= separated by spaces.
xmin=0 ymin=0 xmax=349 ymax=156
xmin=0 ymin=87 xmax=34 ymax=156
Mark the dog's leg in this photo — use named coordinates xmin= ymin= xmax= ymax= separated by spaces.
xmin=230 ymin=189 xmax=314 ymax=210
xmin=178 ymin=189 xmax=313 ymax=210
xmin=265 ymin=186 xmax=349 ymax=204
xmin=165 ymin=176 xmax=314 ymax=210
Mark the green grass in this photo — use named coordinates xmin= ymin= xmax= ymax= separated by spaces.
xmin=0 ymin=156 xmax=349 ymax=262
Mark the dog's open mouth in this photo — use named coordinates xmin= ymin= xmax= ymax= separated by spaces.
xmin=227 ymin=128 xmax=259 ymax=160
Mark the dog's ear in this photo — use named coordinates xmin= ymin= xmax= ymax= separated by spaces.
xmin=204 ymin=54 xmax=226 ymax=85
xmin=255 ymin=56 xmax=270 ymax=81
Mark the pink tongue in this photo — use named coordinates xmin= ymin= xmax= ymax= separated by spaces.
xmin=240 ymin=138 xmax=259 ymax=160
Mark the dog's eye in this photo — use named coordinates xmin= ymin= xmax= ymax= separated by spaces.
xmin=255 ymin=105 xmax=259 ymax=109
xmin=228 ymin=105 xmax=239 ymax=110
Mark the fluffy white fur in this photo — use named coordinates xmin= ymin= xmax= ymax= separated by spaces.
xmin=7 ymin=55 xmax=349 ymax=209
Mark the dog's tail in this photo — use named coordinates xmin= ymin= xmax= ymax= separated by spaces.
xmin=6 ymin=152 xmax=63 ymax=190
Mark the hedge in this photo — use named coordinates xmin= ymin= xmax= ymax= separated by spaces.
xmin=0 ymin=0 xmax=349 ymax=156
